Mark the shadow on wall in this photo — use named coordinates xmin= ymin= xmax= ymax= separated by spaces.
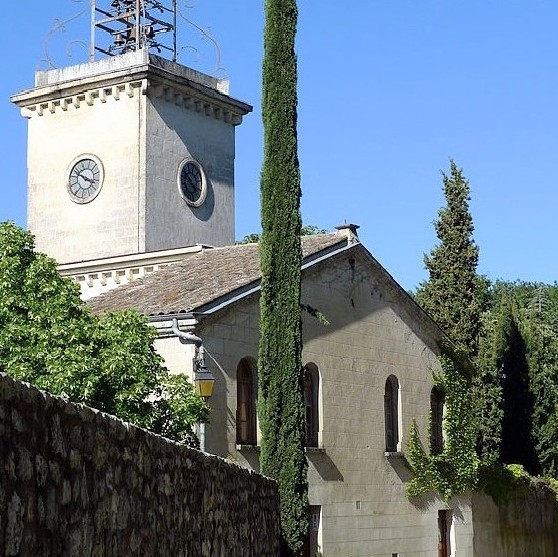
xmin=189 ymin=177 xmax=215 ymax=222
xmin=307 ymin=450 xmax=344 ymax=482
xmin=410 ymin=491 xmax=466 ymax=522
xmin=232 ymin=444 xmax=345 ymax=483
xmin=386 ymin=453 xmax=412 ymax=485
xmin=237 ymin=445 xmax=261 ymax=473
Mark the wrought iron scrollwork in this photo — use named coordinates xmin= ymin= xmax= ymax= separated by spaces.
xmin=177 ymin=1 xmax=225 ymax=78
xmin=42 ymin=1 xmax=89 ymax=69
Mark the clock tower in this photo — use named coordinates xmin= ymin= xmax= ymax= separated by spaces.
xmin=11 ymin=2 xmax=251 ymax=266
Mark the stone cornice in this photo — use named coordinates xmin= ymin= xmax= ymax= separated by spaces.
xmin=58 ymin=244 xmax=210 ymax=301
xmin=15 ymin=80 xmax=147 ymax=118
xmin=148 ymin=80 xmax=243 ymax=124
xmin=11 ymin=51 xmax=252 ymax=124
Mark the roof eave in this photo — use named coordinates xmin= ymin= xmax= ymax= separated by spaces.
xmin=153 ymin=240 xmax=355 ymax=319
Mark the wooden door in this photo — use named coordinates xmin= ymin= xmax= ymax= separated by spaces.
xmin=438 ymin=510 xmax=449 ymax=557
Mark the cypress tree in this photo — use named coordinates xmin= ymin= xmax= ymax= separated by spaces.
xmin=416 ymin=160 xmax=482 ymax=357
xmin=258 ymin=0 xmax=308 ymax=555
xmin=497 ymin=299 xmax=538 ymax=474
xmin=506 ymin=283 xmax=558 ymax=477
xmin=475 ymin=311 xmax=505 ymax=465
xmin=416 ymin=161 xmax=485 ymax=480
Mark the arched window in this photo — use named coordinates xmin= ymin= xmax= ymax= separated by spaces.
xmin=384 ymin=375 xmax=399 ymax=452
xmin=430 ymin=387 xmax=445 ymax=455
xmin=304 ymin=363 xmax=319 ymax=447
xmin=236 ymin=358 xmax=257 ymax=445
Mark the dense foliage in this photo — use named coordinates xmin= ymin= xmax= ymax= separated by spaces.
xmin=477 ymin=281 xmax=558 ymax=477
xmin=237 ymin=225 xmax=327 ymax=245
xmin=415 ymin=160 xmax=482 ymax=357
xmin=411 ymin=160 xmax=558 ymax=500
xmin=407 ymin=354 xmax=479 ymax=500
xmin=258 ymin=0 xmax=308 ymax=554
xmin=0 ymin=222 xmax=207 ymax=445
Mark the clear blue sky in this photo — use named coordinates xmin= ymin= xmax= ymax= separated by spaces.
xmin=1 ymin=1 xmax=557 ymax=291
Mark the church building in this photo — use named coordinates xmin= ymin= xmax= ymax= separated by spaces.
xmin=13 ymin=2 xmax=547 ymax=555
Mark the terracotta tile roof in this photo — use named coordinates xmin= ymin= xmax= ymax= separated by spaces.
xmin=87 ymin=233 xmax=348 ymax=316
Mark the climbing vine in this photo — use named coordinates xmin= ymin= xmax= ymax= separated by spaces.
xmin=407 ymin=353 xmax=479 ymax=500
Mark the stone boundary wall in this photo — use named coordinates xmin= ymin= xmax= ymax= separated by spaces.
xmin=472 ymin=488 xmax=558 ymax=556
xmin=0 ymin=373 xmax=279 ymax=556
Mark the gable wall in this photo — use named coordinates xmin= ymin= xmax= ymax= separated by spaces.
xmin=186 ymin=249 xmax=474 ymax=556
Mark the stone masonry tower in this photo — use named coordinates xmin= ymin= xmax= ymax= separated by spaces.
xmin=11 ymin=1 xmax=251 ymax=266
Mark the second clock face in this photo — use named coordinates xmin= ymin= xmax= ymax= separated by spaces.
xmin=68 ymin=157 xmax=103 ymax=203
xmin=178 ymin=159 xmax=207 ymax=207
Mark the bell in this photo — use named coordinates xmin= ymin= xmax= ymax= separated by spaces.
xmin=114 ymin=33 xmax=124 ymax=46
xmin=143 ymin=25 xmax=154 ymax=39
xmin=127 ymin=26 xmax=137 ymax=43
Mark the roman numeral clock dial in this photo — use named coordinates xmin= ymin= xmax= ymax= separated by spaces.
xmin=67 ymin=156 xmax=104 ymax=203
xmin=178 ymin=159 xmax=207 ymax=207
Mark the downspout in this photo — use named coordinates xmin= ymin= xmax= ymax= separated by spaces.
xmin=171 ymin=318 xmax=209 ymax=452
xmin=171 ymin=318 xmax=202 ymax=347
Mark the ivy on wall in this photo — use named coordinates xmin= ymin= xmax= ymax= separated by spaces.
xmin=407 ymin=353 xmax=479 ymax=500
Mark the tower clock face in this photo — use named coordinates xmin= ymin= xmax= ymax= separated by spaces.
xmin=178 ymin=159 xmax=207 ymax=207
xmin=67 ymin=156 xmax=103 ymax=203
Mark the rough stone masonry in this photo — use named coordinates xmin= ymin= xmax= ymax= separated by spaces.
xmin=0 ymin=373 xmax=279 ymax=556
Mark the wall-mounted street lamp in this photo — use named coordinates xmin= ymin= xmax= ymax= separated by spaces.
xmin=171 ymin=318 xmax=214 ymax=452
xmin=194 ymin=347 xmax=215 ymax=399
xmin=193 ymin=347 xmax=214 ymax=452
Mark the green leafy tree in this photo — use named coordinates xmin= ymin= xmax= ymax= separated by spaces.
xmin=258 ymin=0 xmax=308 ymax=554
xmin=237 ymin=224 xmax=327 ymax=245
xmin=237 ymin=232 xmax=263 ymax=245
xmin=0 ymin=221 xmax=207 ymax=445
xmin=476 ymin=281 xmax=558 ymax=478
xmin=523 ymin=284 xmax=558 ymax=478
xmin=527 ymin=316 xmax=558 ymax=477
xmin=301 ymin=225 xmax=327 ymax=236
xmin=416 ymin=160 xmax=482 ymax=357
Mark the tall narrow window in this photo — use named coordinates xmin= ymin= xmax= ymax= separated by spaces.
xmin=236 ymin=358 xmax=257 ymax=445
xmin=304 ymin=363 xmax=319 ymax=447
xmin=384 ymin=375 xmax=399 ymax=452
xmin=430 ymin=387 xmax=445 ymax=455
